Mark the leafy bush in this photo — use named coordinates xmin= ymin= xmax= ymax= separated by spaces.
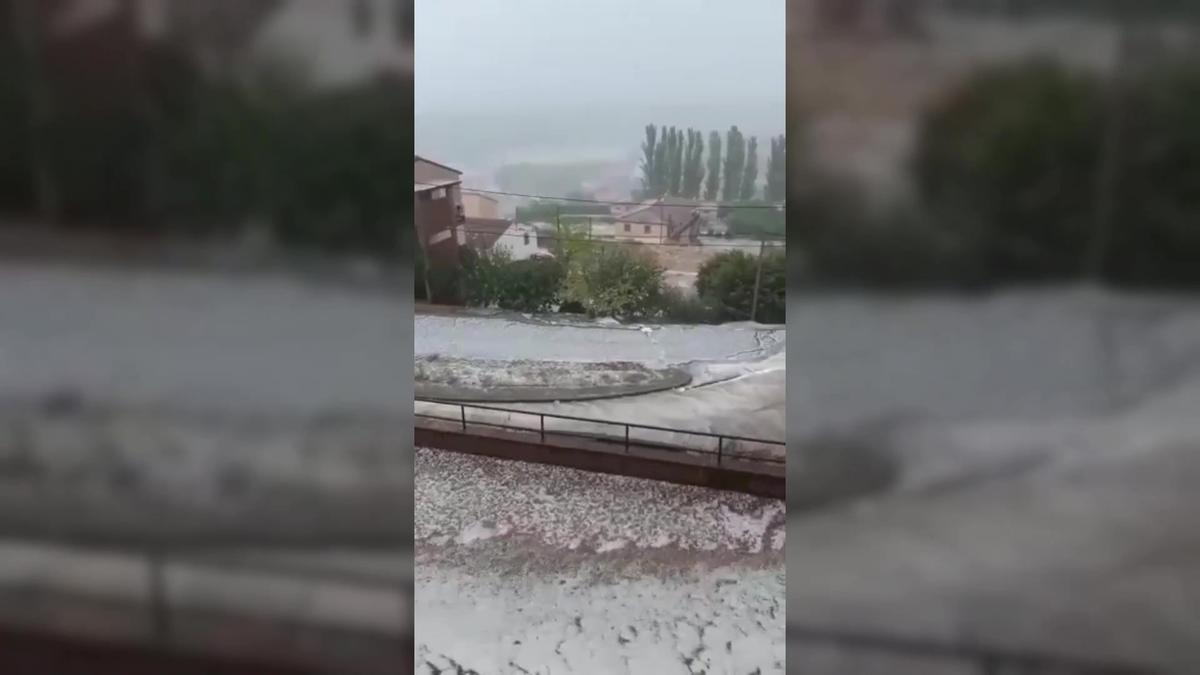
xmin=269 ymin=79 xmax=411 ymax=257
xmin=0 ymin=41 xmax=203 ymax=227
xmin=0 ymin=46 xmax=31 ymax=212
xmin=157 ymin=80 xmax=284 ymax=233
xmin=655 ymin=286 xmax=720 ymax=324
xmin=461 ymin=249 xmax=565 ymax=313
xmin=914 ymin=59 xmax=1104 ymax=280
xmin=695 ymin=249 xmax=785 ymax=323
xmin=563 ymin=244 xmax=664 ymax=319
xmin=460 ymin=247 xmax=509 ymax=307
xmin=793 ymin=179 xmax=984 ymax=289
xmin=911 ymin=57 xmax=1200 ymax=288
xmin=557 ymin=299 xmax=586 ymax=315
xmin=1104 ymin=63 xmax=1200 ymax=286
xmin=501 ymin=255 xmax=565 ymax=312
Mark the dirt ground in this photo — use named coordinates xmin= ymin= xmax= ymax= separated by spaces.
xmin=650 ymin=244 xmax=720 ymax=274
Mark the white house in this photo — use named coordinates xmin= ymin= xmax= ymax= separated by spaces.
xmin=463 ymin=219 xmax=544 ymax=261
xmin=493 ymin=223 xmax=543 ymax=261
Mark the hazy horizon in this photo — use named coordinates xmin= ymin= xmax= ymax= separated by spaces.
xmin=415 ymin=0 xmax=784 ymax=193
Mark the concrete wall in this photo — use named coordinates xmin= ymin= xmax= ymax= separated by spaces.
xmin=461 ymin=193 xmax=498 ymax=219
xmin=612 ymin=221 xmax=665 ymax=242
xmin=415 ymin=426 xmax=784 ymax=500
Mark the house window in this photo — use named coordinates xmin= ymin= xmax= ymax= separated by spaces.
xmin=523 ymin=233 xmax=530 ymax=245
xmin=624 ymin=223 xmax=631 ymax=232
xmin=643 ymin=225 xmax=652 ymax=234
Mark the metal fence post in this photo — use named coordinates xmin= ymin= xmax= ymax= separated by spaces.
xmin=624 ymin=425 xmax=630 ymax=453
xmin=460 ymin=405 xmax=467 ymax=431
xmin=717 ymin=437 xmax=723 ymax=466
xmin=540 ymin=414 xmax=545 ymax=442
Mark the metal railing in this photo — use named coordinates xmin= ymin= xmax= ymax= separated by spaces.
xmin=139 ymin=547 xmax=411 ymax=648
xmin=1 ymin=542 xmax=410 ymax=655
xmin=788 ymin=624 xmax=1160 ymax=675
xmin=414 ymin=398 xmax=786 ymax=466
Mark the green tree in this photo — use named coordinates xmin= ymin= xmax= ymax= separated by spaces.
xmin=740 ymin=136 xmax=759 ymax=200
xmin=640 ymin=123 xmax=657 ymax=197
xmin=652 ymin=125 xmax=669 ymax=196
xmin=670 ymin=126 xmax=685 ymax=196
xmin=680 ymin=129 xmax=694 ymax=198
xmin=705 ymin=131 xmax=722 ymax=200
xmin=722 ymin=125 xmax=745 ymax=201
xmin=564 ymin=244 xmax=664 ymax=319
xmin=683 ymin=129 xmax=705 ymax=199
xmin=765 ymin=135 xmax=786 ymax=202
xmin=696 ymin=249 xmax=785 ymax=323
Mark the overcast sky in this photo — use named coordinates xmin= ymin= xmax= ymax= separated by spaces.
xmin=415 ymin=0 xmax=784 ymax=116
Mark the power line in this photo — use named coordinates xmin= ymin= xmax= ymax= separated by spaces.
xmin=457 ymin=185 xmax=786 ymax=210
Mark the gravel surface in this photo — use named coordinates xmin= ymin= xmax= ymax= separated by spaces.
xmin=415 ymin=448 xmax=784 ymax=673
xmin=415 ymin=448 xmax=784 ymax=557
xmin=416 ymin=357 xmax=666 ymax=390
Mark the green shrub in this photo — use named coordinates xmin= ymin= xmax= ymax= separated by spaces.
xmin=1105 ymin=63 xmax=1200 ymax=286
xmin=499 ymin=255 xmax=565 ymax=312
xmin=557 ymin=299 xmax=586 ymax=314
xmin=913 ymin=59 xmax=1104 ymax=280
xmin=269 ymin=80 xmax=411 ymax=257
xmin=695 ymin=249 xmax=785 ymax=323
xmin=460 ymin=246 xmax=509 ymax=307
xmin=461 ymin=249 xmax=565 ymax=313
xmin=564 ymin=244 xmax=664 ymax=319
xmin=655 ymin=286 xmax=720 ymax=324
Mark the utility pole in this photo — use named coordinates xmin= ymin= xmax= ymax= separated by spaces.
xmin=750 ymin=238 xmax=765 ymax=323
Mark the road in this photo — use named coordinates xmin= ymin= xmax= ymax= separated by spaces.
xmin=781 ymin=288 xmax=1200 ymax=673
